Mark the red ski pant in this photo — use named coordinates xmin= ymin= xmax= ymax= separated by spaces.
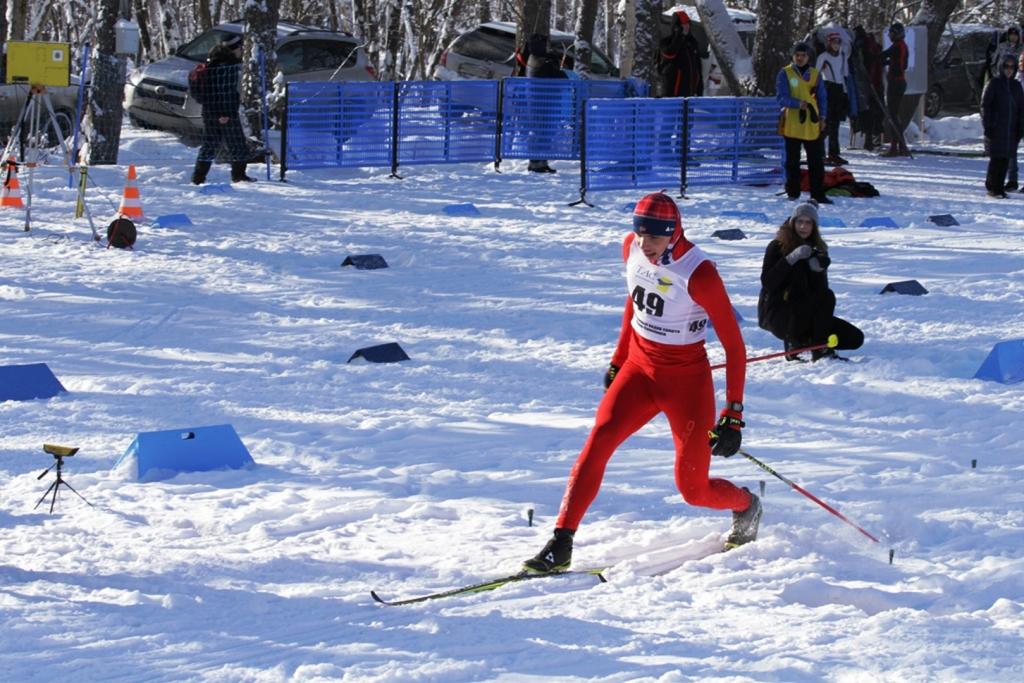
xmin=556 ymin=357 xmax=751 ymax=530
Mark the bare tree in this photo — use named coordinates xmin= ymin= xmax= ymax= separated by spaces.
xmin=518 ymin=0 xmax=553 ymax=59
xmin=86 ymin=0 xmax=127 ymax=164
xmin=752 ymin=0 xmax=796 ymax=95
xmin=241 ymin=0 xmax=281 ymax=140
xmin=696 ymin=0 xmax=754 ymax=95
xmin=796 ymin=0 xmax=815 ymax=39
xmin=133 ymin=0 xmax=153 ymax=60
xmin=0 ymin=0 xmax=8 ymax=75
xmin=197 ymin=0 xmax=213 ymax=34
xmin=8 ymin=0 xmax=28 ymax=40
xmin=616 ymin=0 xmax=635 ymax=76
xmin=898 ymin=0 xmax=965 ymax=128
xmin=631 ymin=0 xmax=658 ymax=85
xmin=574 ymin=0 xmax=599 ymax=76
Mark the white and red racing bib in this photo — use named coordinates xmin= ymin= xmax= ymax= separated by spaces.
xmin=625 ymin=241 xmax=710 ymax=345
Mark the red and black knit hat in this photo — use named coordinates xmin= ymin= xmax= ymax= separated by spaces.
xmin=633 ymin=192 xmax=681 ymax=239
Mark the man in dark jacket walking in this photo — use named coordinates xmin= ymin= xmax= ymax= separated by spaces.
xmin=658 ymin=11 xmax=704 ymax=97
xmin=519 ymin=33 xmax=567 ymax=174
xmin=191 ymin=35 xmax=255 ymax=185
xmin=981 ymin=54 xmax=1024 ymax=197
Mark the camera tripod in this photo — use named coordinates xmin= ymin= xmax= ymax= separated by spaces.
xmin=1 ymin=85 xmax=76 ymax=231
xmin=35 ymin=444 xmax=92 ymax=513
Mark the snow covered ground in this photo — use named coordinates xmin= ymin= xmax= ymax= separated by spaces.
xmin=1 ymin=121 xmax=1022 ymax=682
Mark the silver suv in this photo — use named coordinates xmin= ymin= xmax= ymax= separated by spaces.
xmin=435 ymin=22 xmax=620 ymax=80
xmin=125 ymin=21 xmax=376 ymax=141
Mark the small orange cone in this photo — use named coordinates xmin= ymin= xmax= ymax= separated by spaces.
xmin=1 ymin=156 xmax=25 ymax=209
xmin=117 ymin=164 xmax=144 ymax=219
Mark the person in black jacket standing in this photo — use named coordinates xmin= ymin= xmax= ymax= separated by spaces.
xmin=191 ymin=36 xmax=255 ymax=185
xmin=981 ymin=54 xmax=1024 ymax=198
xmin=758 ymin=201 xmax=863 ymax=362
xmin=880 ymin=23 xmax=910 ymax=157
xmin=658 ymin=11 xmax=704 ymax=97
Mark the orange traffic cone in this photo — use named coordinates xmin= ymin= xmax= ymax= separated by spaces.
xmin=117 ymin=164 xmax=144 ymax=219
xmin=1 ymin=156 xmax=25 ymax=209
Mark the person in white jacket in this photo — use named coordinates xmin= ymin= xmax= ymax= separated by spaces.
xmin=816 ymin=33 xmax=850 ymax=165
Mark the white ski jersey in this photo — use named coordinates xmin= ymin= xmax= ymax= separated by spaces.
xmin=626 ymin=240 xmax=711 ymax=346
xmin=816 ymin=51 xmax=848 ymax=89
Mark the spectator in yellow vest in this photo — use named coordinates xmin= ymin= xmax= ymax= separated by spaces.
xmin=776 ymin=43 xmax=831 ymax=204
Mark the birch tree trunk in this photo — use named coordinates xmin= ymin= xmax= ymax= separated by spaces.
xmin=519 ymin=0 xmax=553 ymax=58
xmin=8 ymin=0 xmax=28 ymax=40
xmin=573 ymin=0 xmax=599 ymax=77
xmin=616 ymin=0 xmax=635 ymax=77
xmin=0 ymin=0 xmax=8 ymax=73
xmin=752 ymin=0 xmax=795 ymax=95
xmin=86 ymin=0 xmax=126 ymax=164
xmin=241 ymin=0 xmax=281 ymax=143
xmin=133 ymin=0 xmax=153 ymax=60
xmin=155 ymin=0 xmax=183 ymax=55
xmin=796 ymin=0 xmax=815 ymax=40
xmin=696 ymin=0 xmax=754 ymax=95
xmin=197 ymin=0 xmax=213 ymax=33
xmin=631 ymin=0 xmax=658 ymax=86
xmin=381 ymin=0 xmax=403 ymax=81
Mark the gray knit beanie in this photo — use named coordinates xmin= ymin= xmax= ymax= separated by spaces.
xmin=791 ymin=199 xmax=819 ymax=225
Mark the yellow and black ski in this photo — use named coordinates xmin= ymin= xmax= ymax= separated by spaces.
xmin=370 ymin=568 xmax=606 ymax=606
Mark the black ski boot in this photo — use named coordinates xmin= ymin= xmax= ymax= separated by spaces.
xmin=231 ymin=161 xmax=257 ymax=183
xmin=784 ymin=339 xmax=807 ymax=362
xmin=812 ymin=347 xmax=848 ymax=362
xmin=528 ymin=160 xmax=557 ymax=174
xmin=191 ymin=160 xmax=212 ymax=185
xmin=523 ymin=527 xmax=574 ymax=574
xmin=724 ymin=490 xmax=762 ymax=550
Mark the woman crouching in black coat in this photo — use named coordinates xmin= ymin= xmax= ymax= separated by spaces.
xmin=757 ymin=201 xmax=863 ymax=361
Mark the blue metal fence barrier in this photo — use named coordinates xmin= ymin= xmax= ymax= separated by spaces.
xmin=282 ymin=81 xmax=393 ymax=173
xmin=396 ymin=80 xmax=499 ymax=167
xmin=281 ymin=80 xmax=780 ymax=201
xmin=685 ymin=97 xmax=781 ymax=187
xmin=581 ymin=97 xmax=687 ymax=197
xmin=499 ymin=78 xmax=639 ymax=164
xmin=579 ymin=96 xmax=781 ymax=203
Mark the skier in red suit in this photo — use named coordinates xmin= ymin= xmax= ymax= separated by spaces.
xmin=524 ymin=193 xmax=762 ymax=574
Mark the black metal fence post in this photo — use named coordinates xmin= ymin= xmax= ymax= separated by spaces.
xmin=279 ymin=82 xmax=289 ymax=182
xmin=569 ymin=103 xmax=593 ymax=207
xmin=494 ymin=78 xmax=505 ymax=173
xmin=390 ymin=82 xmax=402 ymax=178
xmin=680 ymin=99 xmax=689 ymax=198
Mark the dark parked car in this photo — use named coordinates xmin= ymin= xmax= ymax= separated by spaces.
xmin=925 ymin=23 xmax=999 ymax=117
xmin=0 ymin=79 xmax=81 ymax=148
xmin=125 ymin=21 xmax=376 ymax=141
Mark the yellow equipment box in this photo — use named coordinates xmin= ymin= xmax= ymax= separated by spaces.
xmin=5 ymin=41 xmax=71 ymax=87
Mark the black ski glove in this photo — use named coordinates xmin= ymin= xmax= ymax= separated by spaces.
xmin=603 ymin=364 xmax=619 ymax=390
xmin=709 ymin=408 xmax=744 ymax=457
xmin=808 ymin=251 xmax=831 ymax=272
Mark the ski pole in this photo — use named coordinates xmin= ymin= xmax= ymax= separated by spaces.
xmin=711 ymin=334 xmax=838 ymax=371
xmin=738 ymin=448 xmax=881 ymax=543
